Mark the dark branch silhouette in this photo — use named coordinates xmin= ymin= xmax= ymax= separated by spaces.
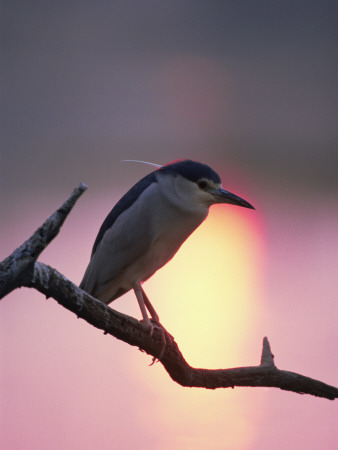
xmin=1 ymin=184 xmax=337 ymax=400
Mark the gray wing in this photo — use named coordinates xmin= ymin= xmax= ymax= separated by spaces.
xmin=79 ymin=179 xmax=158 ymax=297
xmin=91 ymin=170 xmax=157 ymax=256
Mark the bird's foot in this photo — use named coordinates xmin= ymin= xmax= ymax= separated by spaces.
xmin=140 ymin=317 xmax=159 ymax=335
xmin=140 ymin=319 xmax=171 ymax=364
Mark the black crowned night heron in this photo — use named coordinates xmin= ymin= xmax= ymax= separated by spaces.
xmin=80 ymin=159 xmax=254 ymax=336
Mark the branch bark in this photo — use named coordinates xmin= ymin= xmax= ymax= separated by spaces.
xmin=1 ymin=184 xmax=337 ymax=400
xmin=0 ymin=182 xmax=88 ymax=298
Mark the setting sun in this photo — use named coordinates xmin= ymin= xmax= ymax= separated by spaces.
xmin=136 ymin=204 xmax=265 ymax=450
xmin=146 ymin=205 xmax=264 ymax=367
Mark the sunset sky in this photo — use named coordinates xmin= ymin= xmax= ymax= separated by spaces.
xmin=1 ymin=2 xmax=337 ymax=449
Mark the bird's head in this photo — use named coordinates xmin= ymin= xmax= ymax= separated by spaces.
xmin=157 ymin=160 xmax=255 ymax=211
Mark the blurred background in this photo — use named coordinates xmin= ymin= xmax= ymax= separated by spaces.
xmin=1 ymin=1 xmax=337 ymax=449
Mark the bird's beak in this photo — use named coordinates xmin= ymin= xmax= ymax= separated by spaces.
xmin=211 ymin=188 xmax=255 ymax=209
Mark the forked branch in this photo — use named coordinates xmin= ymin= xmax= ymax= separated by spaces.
xmin=0 ymin=184 xmax=337 ymax=400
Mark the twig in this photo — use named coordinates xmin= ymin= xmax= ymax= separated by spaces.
xmin=0 ymin=183 xmax=87 ymax=298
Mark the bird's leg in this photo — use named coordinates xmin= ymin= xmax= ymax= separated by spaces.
xmin=133 ymin=283 xmax=152 ymax=330
xmin=133 ymin=283 xmax=167 ymax=361
xmin=141 ymin=287 xmax=160 ymax=324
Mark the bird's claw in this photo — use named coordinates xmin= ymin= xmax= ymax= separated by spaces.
xmin=140 ymin=319 xmax=171 ymax=364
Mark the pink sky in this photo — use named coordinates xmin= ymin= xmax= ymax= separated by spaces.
xmin=1 ymin=182 xmax=337 ymax=450
xmin=2 ymin=5 xmax=337 ymax=445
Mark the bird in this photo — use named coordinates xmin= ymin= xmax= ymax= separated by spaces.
xmin=80 ymin=159 xmax=254 ymax=338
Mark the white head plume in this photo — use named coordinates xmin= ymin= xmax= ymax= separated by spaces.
xmin=122 ymin=160 xmax=163 ymax=168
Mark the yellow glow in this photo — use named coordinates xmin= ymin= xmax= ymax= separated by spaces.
xmin=146 ymin=206 xmax=263 ymax=367
xmin=133 ymin=205 xmax=265 ymax=450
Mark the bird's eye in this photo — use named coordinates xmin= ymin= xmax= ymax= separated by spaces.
xmin=197 ymin=180 xmax=208 ymax=190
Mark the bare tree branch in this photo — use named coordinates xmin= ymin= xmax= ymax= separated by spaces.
xmin=1 ymin=185 xmax=337 ymax=400
xmin=0 ymin=183 xmax=87 ymax=298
